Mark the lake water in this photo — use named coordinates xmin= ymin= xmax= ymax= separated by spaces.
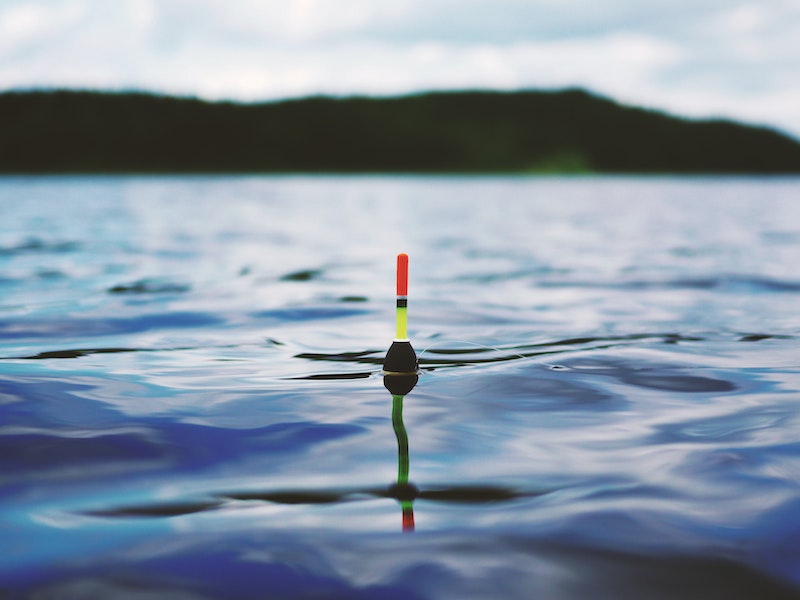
xmin=2 ymin=175 xmax=800 ymax=599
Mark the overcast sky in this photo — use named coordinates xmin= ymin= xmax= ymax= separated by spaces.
xmin=1 ymin=0 xmax=799 ymax=138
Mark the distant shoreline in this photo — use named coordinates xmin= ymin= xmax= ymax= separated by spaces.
xmin=3 ymin=88 xmax=800 ymax=174
xmin=3 ymin=170 xmax=800 ymax=178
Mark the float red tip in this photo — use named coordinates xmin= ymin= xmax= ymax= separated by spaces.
xmin=396 ymin=253 xmax=409 ymax=296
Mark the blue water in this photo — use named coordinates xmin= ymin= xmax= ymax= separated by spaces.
xmin=2 ymin=175 xmax=800 ymax=599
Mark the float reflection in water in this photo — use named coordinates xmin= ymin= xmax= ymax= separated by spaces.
xmin=385 ymin=373 xmax=419 ymax=532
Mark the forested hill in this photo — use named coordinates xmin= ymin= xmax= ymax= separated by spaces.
xmin=2 ymin=88 xmax=800 ymax=174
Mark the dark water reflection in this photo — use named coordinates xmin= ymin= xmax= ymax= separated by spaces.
xmin=2 ymin=176 xmax=800 ymax=598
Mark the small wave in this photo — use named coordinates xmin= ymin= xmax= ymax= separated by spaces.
xmin=0 ymin=238 xmax=80 ymax=256
xmin=416 ymin=333 xmax=707 ymax=369
xmin=280 ymin=268 xmax=323 ymax=282
xmin=412 ymin=331 xmax=790 ymax=371
xmin=738 ymin=333 xmax=793 ymax=342
xmin=288 ymin=372 xmax=373 ymax=381
xmin=86 ymin=500 xmax=224 ymax=518
xmin=0 ymin=311 xmax=222 ymax=340
xmin=11 ymin=347 xmax=136 ymax=360
xmin=290 ymin=334 xmax=713 ymax=372
xmin=415 ymin=485 xmax=545 ymax=503
xmin=2 ymin=341 xmax=275 ymax=360
xmin=537 ymin=275 xmax=800 ymax=292
xmin=227 ymin=490 xmax=354 ymax=505
xmin=0 ymin=429 xmax=167 ymax=477
xmin=562 ymin=357 xmax=737 ymax=393
xmin=252 ymin=306 xmax=370 ymax=321
xmin=107 ymin=279 xmax=191 ymax=294
xmin=294 ymin=350 xmax=382 ymax=365
xmin=650 ymin=409 xmax=784 ymax=444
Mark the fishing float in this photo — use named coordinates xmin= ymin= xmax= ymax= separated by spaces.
xmin=383 ymin=253 xmax=419 ymax=531
xmin=383 ymin=253 xmax=419 ymax=388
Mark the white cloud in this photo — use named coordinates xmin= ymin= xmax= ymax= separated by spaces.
xmin=0 ymin=0 xmax=86 ymax=57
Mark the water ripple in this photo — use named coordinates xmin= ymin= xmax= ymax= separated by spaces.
xmin=0 ymin=312 xmax=222 ymax=339
xmin=83 ymin=483 xmax=552 ymax=519
xmin=537 ymin=274 xmax=800 ymax=292
xmin=0 ymin=237 xmax=80 ymax=255
xmin=560 ymin=357 xmax=737 ymax=393
xmin=107 ymin=279 xmax=191 ymax=294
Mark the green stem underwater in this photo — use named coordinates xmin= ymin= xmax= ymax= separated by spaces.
xmin=392 ymin=394 xmax=409 ymax=486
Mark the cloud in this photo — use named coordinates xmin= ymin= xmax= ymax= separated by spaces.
xmin=0 ymin=0 xmax=85 ymax=58
xmin=0 ymin=0 xmax=798 ymax=138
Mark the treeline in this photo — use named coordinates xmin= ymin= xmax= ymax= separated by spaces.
xmin=2 ymin=88 xmax=800 ymax=173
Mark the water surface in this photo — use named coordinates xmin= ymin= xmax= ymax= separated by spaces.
xmin=2 ymin=175 xmax=800 ymax=598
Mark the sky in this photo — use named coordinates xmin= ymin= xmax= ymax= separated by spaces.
xmin=1 ymin=0 xmax=799 ymax=139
